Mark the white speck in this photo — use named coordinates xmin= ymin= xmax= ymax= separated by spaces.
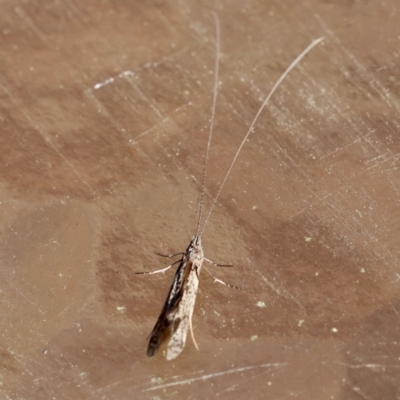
xmin=255 ymin=301 xmax=266 ymax=308
xmin=298 ymin=319 xmax=305 ymax=327
xmin=305 ymin=237 xmax=312 ymax=242
xmin=360 ymin=268 xmax=365 ymax=273
xmin=250 ymin=335 xmax=258 ymax=341
xmin=117 ymin=305 xmax=126 ymax=313
xmin=315 ymin=272 xmax=319 ymax=276
xmin=331 ymin=327 xmax=338 ymax=333
xmin=151 ymin=376 xmax=163 ymax=384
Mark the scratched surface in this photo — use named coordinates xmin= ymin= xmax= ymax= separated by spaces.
xmin=1 ymin=0 xmax=399 ymax=398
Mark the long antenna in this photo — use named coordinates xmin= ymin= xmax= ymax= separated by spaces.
xmin=196 ymin=11 xmax=221 ymax=237
xmin=199 ymin=36 xmax=324 ymax=236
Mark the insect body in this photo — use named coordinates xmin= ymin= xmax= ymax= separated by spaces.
xmin=146 ymin=236 xmax=203 ymax=360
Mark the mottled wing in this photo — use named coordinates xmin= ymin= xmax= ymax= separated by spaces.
xmin=146 ymin=257 xmax=190 ymax=357
xmin=166 ymin=262 xmax=201 ymax=360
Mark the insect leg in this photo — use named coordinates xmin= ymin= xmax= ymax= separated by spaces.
xmin=135 ymin=259 xmax=181 ymax=275
xmin=203 ymin=266 xmax=242 ymax=290
xmin=154 ymin=251 xmax=185 ymax=258
xmin=204 ymin=257 xmax=233 ymax=267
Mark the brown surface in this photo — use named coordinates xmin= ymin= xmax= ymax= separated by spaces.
xmin=1 ymin=0 xmax=400 ymax=398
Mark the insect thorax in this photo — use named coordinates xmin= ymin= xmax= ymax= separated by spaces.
xmin=188 ymin=235 xmax=204 ymax=261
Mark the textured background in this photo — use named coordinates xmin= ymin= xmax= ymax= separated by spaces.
xmin=1 ymin=0 xmax=399 ymax=398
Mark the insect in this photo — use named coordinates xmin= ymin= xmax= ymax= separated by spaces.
xmin=136 ymin=12 xmax=323 ymax=360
